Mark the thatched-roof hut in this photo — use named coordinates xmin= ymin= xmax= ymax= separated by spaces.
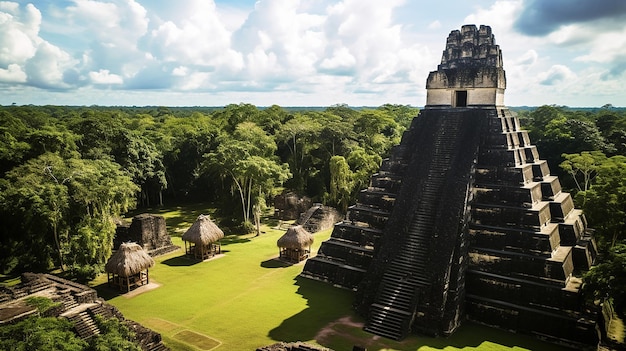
xmin=105 ymin=242 xmax=154 ymax=292
xmin=182 ymin=215 xmax=224 ymax=260
xmin=277 ymin=225 xmax=314 ymax=263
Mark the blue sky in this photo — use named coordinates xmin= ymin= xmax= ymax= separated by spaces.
xmin=1 ymin=0 xmax=625 ymax=107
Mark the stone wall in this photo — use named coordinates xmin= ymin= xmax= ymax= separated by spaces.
xmin=426 ymin=25 xmax=506 ymax=107
xmin=115 ymin=214 xmax=178 ymax=255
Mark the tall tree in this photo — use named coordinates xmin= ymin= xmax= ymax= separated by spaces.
xmin=347 ymin=146 xmax=382 ymax=195
xmin=160 ymin=113 xmax=221 ymax=199
xmin=583 ymin=243 xmax=626 ymax=309
xmin=327 ymin=155 xmax=353 ymax=213
xmin=276 ymin=113 xmax=322 ymax=191
xmin=204 ymin=122 xmax=291 ymax=230
xmin=111 ymin=131 xmax=167 ymax=206
xmin=0 ymin=111 xmax=31 ymax=174
xmin=559 ymin=151 xmax=606 ymax=197
xmin=581 ymin=155 xmax=626 ymax=249
xmin=0 ymin=153 xmax=138 ymax=277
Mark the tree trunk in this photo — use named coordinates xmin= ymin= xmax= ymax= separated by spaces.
xmin=52 ymin=220 xmax=65 ymax=272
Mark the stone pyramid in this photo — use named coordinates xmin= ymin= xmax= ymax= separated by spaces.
xmin=301 ymin=24 xmax=597 ymax=348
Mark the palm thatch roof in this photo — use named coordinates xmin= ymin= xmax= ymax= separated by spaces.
xmin=277 ymin=225 xmax=314 ymax=250
xmin=182 ymin=215 xmax=224 ymax=245
xmin=105 ymin=242 xmax=154 ymax=277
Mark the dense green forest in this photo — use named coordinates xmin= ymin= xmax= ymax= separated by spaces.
xmin=0 ymin=103 xmax=624 ymax=308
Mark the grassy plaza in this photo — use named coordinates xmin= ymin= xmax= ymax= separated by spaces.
xmin=90 ymin=204 xmax=568 ymax=351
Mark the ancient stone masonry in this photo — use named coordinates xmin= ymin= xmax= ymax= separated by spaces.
xmin=0 ymin=273 xmax=169 ymax=350
xmin=301 ymin=25 xmax=598 ymax=348
xmin=115 ymin=214 xmax=179 ymax=256
xmin=295 ymin=203 xmax=342 ymax=234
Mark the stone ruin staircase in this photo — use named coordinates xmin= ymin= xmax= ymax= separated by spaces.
xmin=69 ymin=310 xmax=101 ymax=339
xmin=295 ymin=204 xmax=341 ymax=234
xmin=364 ymin=110 xmax=469 ymax=340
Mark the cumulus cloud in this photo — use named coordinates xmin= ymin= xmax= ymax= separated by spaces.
xmin=66 ymin=0 xmax=148 ymax=48
xmin=514 ymin=50 xmax=538 ymax=67
xmin=25 ymin=41 xmax=76 ymax=89
xmin=3 ymin=0 xmax=623 ymax=106
xmin=0 ymin=4 xmax=39 ymax=68
xmin=0 ymin=0 xmax=435 ymax=102
xmin=88 ymin=69 xmax=123 ymax=85
xmin=0 ymin=63 xmax=27 ymax=83
xmin=315 ymin=0 xmax=433 ymax=95
xmin=319 ymin=47 xmax=357 ymax=75
xmin=573 ymin=25 xmax=626 ymax=77
xmin=232 ymin=0 xmax=326 ymax=81
xmin=538 ymin=65 xmax=576 ymax=86
xmin=65 ymin=0 xmax=150 ymax=80
xmin=0 ymin=3 xmax=77 ymax=89
xmin=147 ymin=0 xmax=241 ymax=69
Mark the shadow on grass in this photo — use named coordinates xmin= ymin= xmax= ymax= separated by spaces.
xmin=91 ymin=282 xmax=123 ymax=301
xmin=161 ymin=255 xmax=200 ymax=267
xmin=260 ymin=258 xmax=292 ymax=269
xmin=268 ymin=276 xmax=354 ymax=343
xmin=220 ymin=235 xmax=251 ymax=246
xmin=268 ymin=277 xmax=570 ymax=351
xmin=264 ymin=217 xmax=281 ymax=228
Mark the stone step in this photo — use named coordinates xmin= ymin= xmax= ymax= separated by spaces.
xmin=383 ymin=274 xmax=430 ymax=288
xmin=71 ymin=312 xmax=100 ymax=339
xmin=386 ymin=262 xmax=426 ymax=275
xmin=376 ymin=298 xmax=411 ymax=311
xmin=365 ymin=305 xmax=412 ymax=340
xmin=376 ymin=293 xmax=412 ymax=308
xmin=147 ymin=343 xmax=169 ymax=351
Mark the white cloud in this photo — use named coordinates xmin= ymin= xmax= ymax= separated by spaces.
xmin=319 ymin=47 xmax=356 ymax=74
xmin=172 ymin=66 xmax=188 ymax=77
xmin=1 ymin=0 xmax=625 ymax=106
xmin=178 ymin=71 xmax=211 ymax=90
xmin=537 ymin=64 xmax=576 ymax=86
xmin=0 ymin=3 xmax=40 ymax=66
xmin=64 ymin=0 xmax=150 ymax=79
xmin=0 ymin=3 xmax=77 ymax=88
xmin=66 ymin=0 xmax=148 ymax=46
xmin=25 ymin=41 xmax=76 ymax=89
xmin=0 ymin=63 xmax=26 ymax=83
xmin=318 ymin=0 xmax=431 ymax=92
xmin=463 ymin=0 xmax=522 ymax=33
xmin=574 ymin=26 xmax=626 ymax=64
xmin=0 ymin=2 xmax=19 ymax=13
xmin=147 ymin=0 xmax=242 ymax=71
xmin=88 ymin=69 xmax=123 ymax=85
xmin=514 ymin=50 xmax=538 ymax=67
xmin=233 ymin=0 xmax=326 ymax=80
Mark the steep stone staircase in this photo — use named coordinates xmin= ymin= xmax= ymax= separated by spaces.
xmin=364 ymin=113 xmax=465 ymax=340
xmin=69 ymin=310 xmax=100 ymax=339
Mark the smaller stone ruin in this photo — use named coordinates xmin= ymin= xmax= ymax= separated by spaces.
xmin=274 ymin=192 xmax=313 ymax=220
xmin=296 ymin=204 xmax=343 ymax=234
xmin=0 ymin=273 xmax=168 ymax=350
xmin=115 ymin=214 xmax=179 ymax=256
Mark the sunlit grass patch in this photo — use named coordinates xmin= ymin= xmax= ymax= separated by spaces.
xmin=173 ymin=330 xmax=220 ymax=350
xmin=93 ymin=203 xmax=570 ymax=350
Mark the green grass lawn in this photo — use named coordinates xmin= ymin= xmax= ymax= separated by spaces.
xmin=91 ymin=204 xmax=569 ymax=351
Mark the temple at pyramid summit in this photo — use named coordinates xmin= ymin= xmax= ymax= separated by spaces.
xmin=301 ymin=25 xmax=598 ymax=347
